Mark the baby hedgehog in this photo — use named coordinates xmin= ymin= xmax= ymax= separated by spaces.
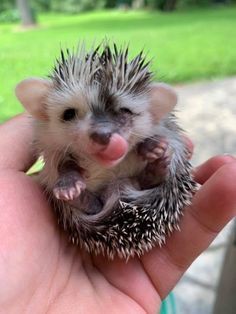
xmin=16 ymin=42 xmax=197 ymax=259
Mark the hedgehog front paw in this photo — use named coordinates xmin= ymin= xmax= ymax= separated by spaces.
xmin=137 ymin=136 xmax=171 ymax=164
xmin=53 ymin=174 xmax=86 ymax=201
xmin=137 ymin=137 xmax=173 ymax=189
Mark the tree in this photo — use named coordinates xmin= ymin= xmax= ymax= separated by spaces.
xmin=16 ymin=0 xmax=36 ymax=26
xmin=132 ymin=0 xmax=145 ymax=8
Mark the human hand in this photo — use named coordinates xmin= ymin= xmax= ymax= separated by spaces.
xmin=0 ymin=114 xmax=235 ymax=314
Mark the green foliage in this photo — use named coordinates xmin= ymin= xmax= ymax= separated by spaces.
xmin=1 ymin=0 xmax=109 ymax=14
xmin=0 ymin=0 xmax=15 ymax=12
xmin=147 ymin=0 xmax=178 ymax=10
xmin=0 ymin=7 xmax=236 ymax=121
xmin=117 ymin=0 xmax=132 ymax=6
xmin=177 ymin=0 xmax=211 ymax=8
xmin=48 ymin=0 xmax=106 ymax=13
xmin=104 ymin=0 xmax=117 ymax=8
xmin=0 ymin=9 xmax=20 ymax=23
xmin=0 ymin=0 xmax=233 ymax=15
xmin=146 ymin=0 xmax=159 ymax=8
xmin=33 ymin=0 xmax=52 ymax=12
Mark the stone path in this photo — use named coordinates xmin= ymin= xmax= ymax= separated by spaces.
xmin=176 ymin=77 xmax=236 ymax=165
xmin=171 ymin=77 xmax=236 ymax=314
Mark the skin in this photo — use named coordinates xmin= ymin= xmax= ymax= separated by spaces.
xmin=0 ymin=114 xmax=236 ymax=314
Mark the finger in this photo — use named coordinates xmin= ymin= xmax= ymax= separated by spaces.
xmin=141 ymin=160 xmax=236 ymax=299
xmin=91 ymin=253 xmax=160 ymax=313
xmin=193 ymin=155 xmax=236 ymax=184
xmin=0 ymin=114 xmax=35 ymax=172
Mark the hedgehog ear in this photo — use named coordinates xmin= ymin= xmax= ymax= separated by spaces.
xmin=149 ymin=83 xmax=177 ymax=122
xmin=15 ymin=78 xmax=52 ymax=120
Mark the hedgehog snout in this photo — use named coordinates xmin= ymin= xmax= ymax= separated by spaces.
xmin=90 ymin=129 xmax=112 ymax=146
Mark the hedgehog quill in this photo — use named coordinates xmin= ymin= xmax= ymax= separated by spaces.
xmin=16 ymin=42 xmax=197 ymax=259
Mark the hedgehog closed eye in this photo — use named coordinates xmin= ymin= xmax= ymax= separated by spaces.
xmin=119 ymin=107 xmax=133 ymax=114
xmin=62 ymin=108 xmax=77 ymax=122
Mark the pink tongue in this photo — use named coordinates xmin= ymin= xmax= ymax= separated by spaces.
xmin=96 ymin=133 xmax=128 ymax=166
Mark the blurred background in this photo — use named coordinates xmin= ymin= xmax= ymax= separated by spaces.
xmin=0 ymin=1 xmax=236 ymax=313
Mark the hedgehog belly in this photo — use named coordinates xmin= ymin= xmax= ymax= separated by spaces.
xmin=78 ymin=148 xmax=147 ymax=193
xmin=52 ymin=160 xmax=197 ymax=260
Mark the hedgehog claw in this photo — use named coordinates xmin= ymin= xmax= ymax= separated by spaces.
xmin=137 ymin=136 xmax=170 ymax=164
xmin=53 ymin=177 xmax=86 ymax=202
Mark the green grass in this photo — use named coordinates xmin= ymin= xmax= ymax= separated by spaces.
xmin=0 ymin=6 xmax=236 ymax=121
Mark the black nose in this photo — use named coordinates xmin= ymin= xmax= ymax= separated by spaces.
xmin=90 ymin=130 xmax=112 ymax=145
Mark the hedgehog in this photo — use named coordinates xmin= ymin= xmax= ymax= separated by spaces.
xmin=15 ymin=41 xmax=197 ymax=259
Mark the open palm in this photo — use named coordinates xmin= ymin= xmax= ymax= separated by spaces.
xmin=0 ymin=114 xmax=236 ymax=314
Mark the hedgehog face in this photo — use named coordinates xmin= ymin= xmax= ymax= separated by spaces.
xmin=44 ymin=83 xmax=153 ymax=167
xmin=42 ymin=43 xmax=154 ymax=166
